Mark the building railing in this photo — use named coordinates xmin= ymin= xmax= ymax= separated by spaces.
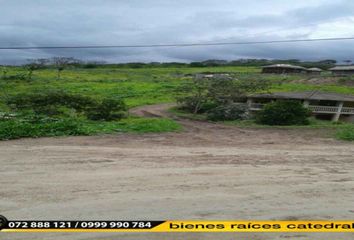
xmin=249 ymin=103 xmax=354 ymax=115
xmin=307 ymin=105 xmax=339 ymax=113
xmin=341 ymin=107 xmax=354 ymax=114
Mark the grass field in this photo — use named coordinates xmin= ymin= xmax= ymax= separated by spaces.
xmin=1 ymin=66 xmax=263 ymax=107
xmin=1 ymin=65 xmax=354 ymax=140
xmin=2 ymin=66 xmax=354 ymax=107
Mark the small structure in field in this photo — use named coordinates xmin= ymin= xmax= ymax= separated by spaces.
xmin=329 ymin=66 xmax=354 ymax=76
xmin=246 ymin=91 xmax=354 ymax=122
xmin=307 ymin=67 xmax=323 ymax=75
xmin=262 ymin=64 xmax=307 ymax=74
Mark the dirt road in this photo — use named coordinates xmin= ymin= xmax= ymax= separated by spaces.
xmin=1 ymin=104 xmax=354 ymax=240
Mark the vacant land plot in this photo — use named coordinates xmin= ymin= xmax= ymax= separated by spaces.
xmin=2 ymin=66 xmax=354 ymax=108
xmin=1 ymin=66 xmax=354 ymax=140
xmin=1 ymin=104 xmax=353 ymax=240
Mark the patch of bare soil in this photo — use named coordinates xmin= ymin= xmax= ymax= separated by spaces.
xmin=1 ymin=104 xmax=354 ymax=240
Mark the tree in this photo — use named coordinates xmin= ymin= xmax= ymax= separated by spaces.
xmin=206 ymin=76 xmax=271 ymax=105
xmin=176 ymin=75 xmax=271 ymax=114
xmin=51 ymin=57 xmax=77 ymax=79
xmin=176 ymin=75 xmax=211 ymax=114
xmin=24 ymin=59 xmax=49 ymax=80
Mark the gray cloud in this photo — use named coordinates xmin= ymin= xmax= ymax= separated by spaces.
xmin=0 ymin=0 xmax=354 ymax=64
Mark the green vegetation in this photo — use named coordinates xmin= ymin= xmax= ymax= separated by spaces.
xmin=6 ymin=91 xmax=97 ymax=115
xmin=2 ymin=66 xmax=354 ymax=107
xmin=272 ymin=83 xmax=354 ymax=95
xmin=0 ymin=116 xmax=181 ymax=140
xmin=51 ymin=58 xmax=337 ymax=69
xmin=226 ymin=118 xmax=341 ymax=128
xmin=0 ymin=63 xmax=354 ymax=140
xmin=336 ymin=125 xmax=354 ymax=141
xmin=207 ymin=103 xmax=249 ymax=121
xmin=0 ymin=117 xmax=86 ymax=140
xmin=93 ymin=117 xmax=182 ymax=133
xmin=172 ymin=106 xmax=353 ymax=137
xmin=176 ymin=75 xmax=270 ymax=119
xmin=0 ymin=66 xmax=261 ymax=107
xmin=0 ymin=65 xmax=191 ymax=139
xmin=256 ymin=101 xmax=311 ymax=126
xmin=227 ymin=118 xmax=354 ymax=141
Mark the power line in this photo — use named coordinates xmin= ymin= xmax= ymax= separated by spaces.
xmin=0 ymin=37 xmax=354 ymax=50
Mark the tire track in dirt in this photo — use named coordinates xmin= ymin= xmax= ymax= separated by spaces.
xmin=130 ymin=103 xmax=255 ymax=136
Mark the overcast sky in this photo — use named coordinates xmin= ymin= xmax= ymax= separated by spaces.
xmin=1 ymin=0 xmax=354 ymax=64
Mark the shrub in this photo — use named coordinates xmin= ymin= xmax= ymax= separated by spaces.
xmin=6 ymin=91 xmax=128 ymax=121
xmin=256 ymin=100 xmax=311 ymax=126
xmin=41 ymin=119 xmax=86 ymax=136
xmin=0 ymin=112 xmax=17 ymax=121
xmin=336 ymin=125 xmax=354 ymax=141
xmin=0 ymin=118 xmax=87 ymax=140
xmin=86 ymin=98 xmax=127 ymax=121
xmin=207 ymin=103 xmax=249 ymax=121
xmin=6 ymin=91 xmax=96 ymax=116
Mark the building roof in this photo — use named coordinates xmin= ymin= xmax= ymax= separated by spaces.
xmin=329 ymin=66 xmax=354 ymax=71
xmin=249 ymin=91 xmax=354 ymax=102
xmin=307 ymin=67 xmax=323 ymax=72
xmin=262 ymin=64 xmax=306 ymax=70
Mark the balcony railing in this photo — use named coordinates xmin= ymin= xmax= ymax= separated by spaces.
xmin=249 ymin=103 xmax=354 ymax=115
xmin=341 ymin=107 xmax=354 ymax=114
xmin=307 ymin=105 xmax=339 ymax=113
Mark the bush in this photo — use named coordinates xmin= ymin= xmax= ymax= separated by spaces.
xmin=0 ymin=118 xmax=87 ymax=140
xmin=0 ymin=112 xmax=17 ymax=121
xmin=256 ymin=100 xmax=311 ymax=126
xmin=207 ymin=103 xmax=249 ymax=121
xmin=6 ymin=91 xmax=128 ymax=121
xmin=336 ymin=125 xmax=354 ymax=141
xmin=6 ymin=91 xmax=95 ymax=116
xmin=86 ymin=98 xmax=127 ymax=121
